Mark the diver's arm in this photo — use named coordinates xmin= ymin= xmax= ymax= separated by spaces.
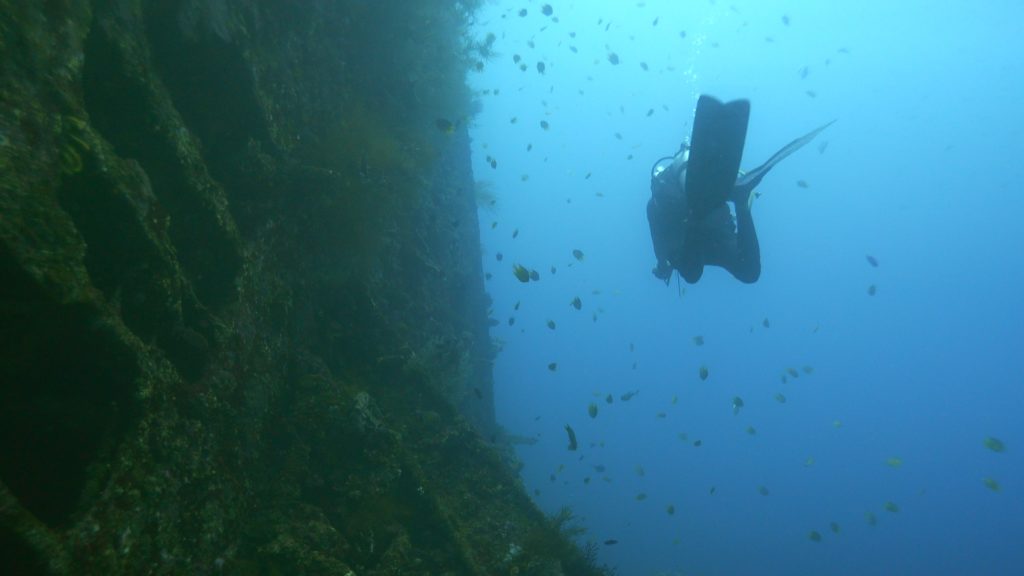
xmin=647 ymin=198 xmax=674 ymax=280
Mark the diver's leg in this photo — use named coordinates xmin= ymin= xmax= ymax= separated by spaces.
xmin=729 ymin=206 xmax=761 ymax=283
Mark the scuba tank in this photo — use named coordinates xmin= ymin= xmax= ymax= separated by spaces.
xmin=650 ymin=144 xmax=689 ymax=205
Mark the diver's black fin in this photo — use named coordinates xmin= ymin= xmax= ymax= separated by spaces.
xmin=735 ymin=119 xmax=836 ymax=193
xmin=685 ymin=95 xmax=750 ymax=218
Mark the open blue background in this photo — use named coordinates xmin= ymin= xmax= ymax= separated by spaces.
xmin=467 ymin=1 xmax=1023 ymax=574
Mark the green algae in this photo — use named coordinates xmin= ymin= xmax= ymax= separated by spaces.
xmin=0 ymin=1 xmax=609 ymax=575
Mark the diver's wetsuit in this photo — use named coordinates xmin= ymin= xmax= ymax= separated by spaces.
xmin=647 ymin=158 xmax=760 ymax=284
xmin=646 ymin=100 xmax=832 ymax=286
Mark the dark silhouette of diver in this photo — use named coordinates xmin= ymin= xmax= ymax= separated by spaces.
xmin=647 ymin=95 xmax=832 ymax=284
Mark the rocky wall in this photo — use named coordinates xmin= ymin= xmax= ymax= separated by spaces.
xmin=0 ymin=1 xmax=607 ymax=574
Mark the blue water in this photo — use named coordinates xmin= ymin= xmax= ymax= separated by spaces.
xmin=467 ymin=1 xmax=1023 ymax=574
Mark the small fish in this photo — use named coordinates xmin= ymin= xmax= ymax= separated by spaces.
xmin=786 ymin=367 xmax=800 ymax=378
xmin=808 ymin=531 xmax=822 ymax=543
xmin=518 ymin=8 xmax=527 ymax=17
xmin=646 ymin=108 xmax=654 ymax=117
xmin=799 ymin=65 xmax=809 ymax=79
xmin=572 ymin=248 xmax=585 ymax=261
xmin=830 ymin=522 xmax=841 ymax=534
xmin=514 ymin=301 xmax=521 ymax=311
xmin=666 ymin=504 xmax=675 ymax=515
xmin=699 ymin=365 xmax=709 ymax=381
xmin=529 ymin=269 xmax=540 ymax=281
xmin=652 ymin=17 xmax=659 ymax=26
xmin=540 ymin=120 xmax=550 ymax=130
xmin=603 ymin=539 xmax=618 ymax=546
xmin=865 ymin=511 xmax=878 ymax=526
xmin=732 ymin=396 xmax=744 ymax=415
xmin=782 ymin=14 xmax=790 ymax=26
xmin=620 ymin=390 xmax=639 ymax=402
xmin=832 ymin=419 xmax=843 ymax=429
xmin=565 ymin=424 xmax=578 ymax=450
xmin=885 ymin=457 xmax=903 ymax=468
xmin=679 ymin=30 xmax=687 ymax=39
xmin=758 ymin=485 xmax=770 ymax=496
xmin=802 ymin=365 xmax=814 ymax=374
xmin=512 ymin=228 xmax=519 ymax=239
xmin=693 ymin=335 xmax=704 ymax=346
xmin=495 ymin=252 xmax=503 ymax=262
xmin=866 ymin=254 xmax=879 ymax=267
xmin=542 ymin=4 xmax=553 ymax=16
xmin=605 ymin=394 xmax=613 ymax=404
xmin=548 ymin=362 xmax=558 ymax=372
xmin=708 ymin=486 xmax=715 ymax=495
xmin=635 ymin=492 xmax=647 ymax=501
xmin=547 ymin=320 xmax=556 ymax=330
xmin=693 ymin=439 xmax=702 ymax=447
xmin=640 ymin=62 xmax=649 ymax=71
xmin=507 ymin=317 xmax=515 ymax=326
xmin=763 ymin=317 xmax=770 ymax=328
xmin=513 ymin=54 xmax=522 ymax=64
xmin=806 ymin=90 xmax=817 ymax=98
xmin=536 ymin=61 xmax=546 ymax=74
xmin=804 ymin=456 xmax=816 ymax=467
xmin=746 ymin=426 xmax=757 ymax=435
xmin=796 ymin=180 xmax=809 ymax=188
xmin=984 ymin=436 xmax=1007 ymax=453
xmin=570 ymin=296 xmax=582 ymax=310
xmin=607 ymin=52 xmax=620 ymax=65
xmin=867 ymin=284 xmax=877 ymax=296
xmin=435 ymin=118 xmax=456 ymax=133
xmin=588 ymin=403 xmax=598 ymax=419
xmin=635 ymin=465 xmax=645 ymax=477
xmin=883 ymin=501 xmax=899 ymax=513
xmin=513 ymin=264 xmax=531 ymax=282
xmin=983 ymin=477 xmax=1001 ymax=492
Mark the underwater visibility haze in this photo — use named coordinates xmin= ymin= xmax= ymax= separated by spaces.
xmin=1 ymin=0 xmax=1022 ymax=575
xmin=470 ymin=1 xmax=1023 ymax=574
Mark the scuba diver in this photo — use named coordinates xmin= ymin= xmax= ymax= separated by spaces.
xmin=647 ymin=95 xmax=833 ymax=284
